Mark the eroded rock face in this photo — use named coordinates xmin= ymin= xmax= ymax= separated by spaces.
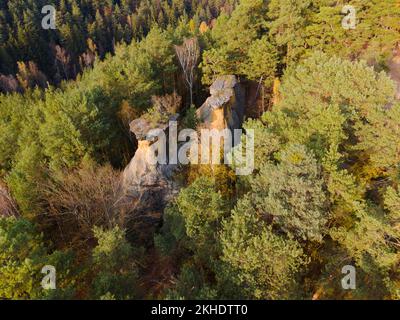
xmin=196 ymin=75 xmax=246 ymax=130
xmin=121 ymin=118 xmax=178 ymax=245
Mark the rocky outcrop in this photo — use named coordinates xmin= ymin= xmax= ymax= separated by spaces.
xmin=121 ymin=75 xmax=247 ymax=245
xmin=121 ymin=115 xmax=179 ymax=245
xmin=196 ymin=75 xmax=246 ymax=130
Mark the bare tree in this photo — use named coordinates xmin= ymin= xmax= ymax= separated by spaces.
xmin=0 ymin=74 xmax=20 ymax=93
xmin=175 ymin=38 xmax=200 ymax=107
xmin=16 ymin=61 xmax=48 ymax=90
xmin=151 ymin=91 xmax=182 ymax=115
xmin=80 ymin=50 xmax=96 ymax=69
xmin=0 ymin=181 xmax=19 ymax=218
xmin=54 ymin=45 xmax=71 ymax=79
xmin=43 ymin=163 xmax=131 ymax=243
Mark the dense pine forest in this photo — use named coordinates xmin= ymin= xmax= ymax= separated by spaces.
xmin=0 ymin=0 xmax=400 ymax=300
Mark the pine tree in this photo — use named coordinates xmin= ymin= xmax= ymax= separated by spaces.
xmin=219 ymin=198 xmax=308 ymax=299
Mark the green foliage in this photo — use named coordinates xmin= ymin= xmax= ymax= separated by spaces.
xmin=0 ymin=0 xmax=237 ymax=85
xmin=101 ymin=27 xmax=176 ymax=108
xmin=154 ymin=203 xmax=187 ymax=256
xmin=241 ymin=36 xmax=278 ymax=86
xmin=257 ymin=51 xmax=399 ymax=299
xmin=176 ymin=177 xmax=226 ymax=242
xmin=0 ymin=217 xmax=76 ymax=300
xmin=141 ymin=106 xmax=170 ymax=126
xmin=384 ymin=186 xmax=400 ymax=232
xmin=39 ymin=86 xmax=113 ymax=170
xmin=355 ymin=103 xmax=400 ymax=175
xmin=264 ymin=51 xmax=396 ymax=165
xmin=181 ymin=105 xmax=199 ymax=130
xmin=0 ymin=91 xmax=36 ymax=174
xmin=165 ymin=263 xmax=218 ymax=300
xmin=158 ymin=49 xmax=400 ymax=299
xmin=201 ymin=0 xmax=277 ymax=84
xmin=219 ymin=198 xmax=308 ymax=299
xmin=157 ymin=177 xmax=227 ymax=262
xmin=241 ymin=119 xmax=281 ymax=173
xmin=155 ymin=177 xmax=228 ymax=299
xmin=249 ymin=144 xmax=328 ymax=242
xmin=268 ymin=0 xmax=400 ymax=66
xmin=268 ymin=0 xmax=311 ymax=65
xmin=91 ymin=226 xmax=140 ymax=300
xmin=305 ymin=0 xmax=400 ymax=64
xmin=6 ymin=142 xmax=45 ymax=217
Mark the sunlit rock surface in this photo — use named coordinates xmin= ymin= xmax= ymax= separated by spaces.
xmin=121 ymin=116 xmax=179 ymax=245
xmin=197 ymin=75 xmax=246 ymax=130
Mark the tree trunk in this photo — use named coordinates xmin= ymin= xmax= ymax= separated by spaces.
xmin=189 ymin=86 xmax=193 ymax=107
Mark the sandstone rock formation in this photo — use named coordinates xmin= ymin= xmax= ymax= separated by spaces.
xmin=121 ymin=115 xmax=179 ymax=245
xmin=121 ymin=75 xmax=247 ymax=245
xmin=196 ymin=75 xmax=246 ymax=131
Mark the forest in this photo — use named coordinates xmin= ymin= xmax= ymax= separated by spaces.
xmin=0 ymin=0 xmax=400 ymax=300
